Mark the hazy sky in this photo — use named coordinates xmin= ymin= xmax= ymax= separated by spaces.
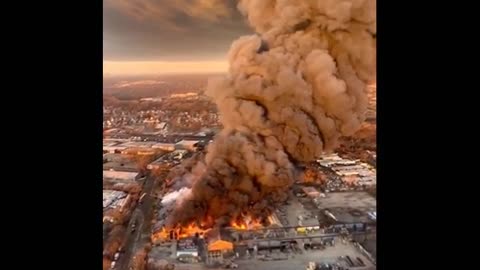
xmin=103 ymin=0 xmax=251 ymax=75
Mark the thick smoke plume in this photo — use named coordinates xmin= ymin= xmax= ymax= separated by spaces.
xmin=165 ymin=0 xmax=376 ymax=228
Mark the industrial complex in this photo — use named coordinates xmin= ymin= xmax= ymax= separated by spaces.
xmin=102 ymin=129 xmax=377 ymax=270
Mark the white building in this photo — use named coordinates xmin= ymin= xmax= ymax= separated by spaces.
xmin=103 ymin=140 xmax=128 ymax=153
xmin=152 ymin=143 xmax=175 ymax=152
xmin=103 ymin=190 xmax=131 ymax=212
xmin=175 ymin=140 xmax=199 ymax=151
xmin=103 ymin=170 xmax=139 ymax=181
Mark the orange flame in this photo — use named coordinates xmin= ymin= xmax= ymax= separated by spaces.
xmin=151 ymin=215 xmax=266 ymax=242
xmin=151 ymin=221 xmax=211 ymax=242
xmin=230 ymin=221 xmax=247 ymax=230
xmin=230 ymin=215 xmax=263 ymax=230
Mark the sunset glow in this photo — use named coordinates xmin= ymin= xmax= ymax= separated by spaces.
xmin=103 ymin=60 xmax=228 ymax=75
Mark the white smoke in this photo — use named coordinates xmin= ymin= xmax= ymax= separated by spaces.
xmin=161 ymin=187 xmax=192 ymax=206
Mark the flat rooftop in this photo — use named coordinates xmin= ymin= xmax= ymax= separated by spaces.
xmin=152 ymin=142 xmax=176 ymax=150
xmin=120 ymin=141 xmax=159 ymax=148
xmin=103 ymin=141 xmax=121 ymax=147
xmin=103 ymin=153 xmax=137 ymax=171
xmin=315 ymin=192 xmax=376 ymax=210
xmin=314 ymin=192 xmax=376 ymax=224
xmin=103 ymin=190 xmax=127 ymax=209
xmin=175 ymin=140 xmax=199 ymax=146
xmin=103 ymin=170 xmax=138 ymax=181
xmin=284 ymin=188 xmax=376 ymax=226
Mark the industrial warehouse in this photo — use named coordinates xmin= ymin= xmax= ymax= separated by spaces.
xmin=103 ymin=138 xmax=203 ymax=155
xmin=102 ymin=128 xmax=377 ymax=270
xmin=319 ymin=154 xmax=376 ymax=186
xmin=103 ymin=190 xmax=131 ymax=222
xmin=144 ymin=168 xmax=377 ymax=270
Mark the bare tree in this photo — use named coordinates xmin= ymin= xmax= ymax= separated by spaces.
xmin=147 ymin=259 xmax=175 ymax=270
xmin=103 ymin=257 xmax=112 ymax=270
xmin=103 ymin=225 xmax=125 ymax=260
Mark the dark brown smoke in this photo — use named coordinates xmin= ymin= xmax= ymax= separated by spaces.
xmin=164 ymin=0 xmax=376 ymax=228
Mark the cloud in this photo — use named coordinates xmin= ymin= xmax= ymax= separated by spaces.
xmin=178 ymin=0 xmax=232 ymax=22
xmin=103 ymin=0 xmax=250 ymax=61
xmin=105 ymin=0 xmax=232 ymax=30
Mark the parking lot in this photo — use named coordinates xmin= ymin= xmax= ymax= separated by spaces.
xmin=315 ymin=191 xmax=376 ymax=209
xmin=235 ymin=238 xmax=375 ymax=270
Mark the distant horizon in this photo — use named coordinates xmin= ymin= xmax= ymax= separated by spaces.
xmin=103 ymin=60 xmax=229 ymax=76
xmin=103 ymin=72 xmax=226 ymax=79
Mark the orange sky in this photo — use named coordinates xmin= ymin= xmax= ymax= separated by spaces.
xmin=103 ymin=61 xmax=228 ymax=75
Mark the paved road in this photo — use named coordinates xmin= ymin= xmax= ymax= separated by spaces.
xmin=115 ymin=209 xmax=142 ymax=270
xmin=115 ymin=173 xmax=158 ymax=270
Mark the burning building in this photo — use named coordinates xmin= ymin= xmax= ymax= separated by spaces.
xmin=205 ymin=228 xmax=234 ymax=265
xmin=160 ymin=0 xmax=376 ymax=233
xmin=176 ymin=238 xmax=199 ymax=258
